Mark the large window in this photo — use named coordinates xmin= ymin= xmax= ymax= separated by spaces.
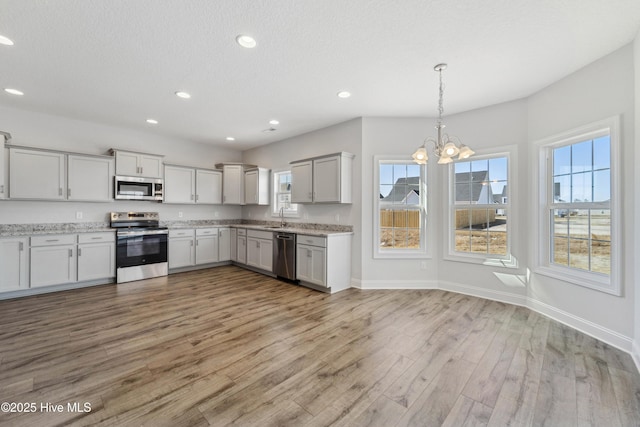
xmin=450 ymin=155 xmax=510 ymax=260
xmin=536 ymin=117 xmax=619 ymax=295
xmin=374 ymin=157 xmax=427 ymax=258
xmin=272 ymin=170 xmax=298 ymax=217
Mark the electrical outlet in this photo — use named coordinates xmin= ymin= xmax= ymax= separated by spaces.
xmin=420 ymin=261 xmax=427 ymax=270
xmin=178 ymin=211 xmax=183 ymax=218
xmin=75 ymin=211 xmax=83 ymax=220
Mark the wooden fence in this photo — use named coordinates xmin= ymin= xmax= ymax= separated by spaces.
xmin=380 ymin=210 xmax=420 ymax=228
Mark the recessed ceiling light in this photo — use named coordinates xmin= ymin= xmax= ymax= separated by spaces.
xmin=236 ymin=35 xmax=257 ymax=49
xmin=175 ymin=91 xmax=191 ymax=99
xmin=226 ymin=137 xmax=235 ymax=141
xmin=146 ymin=119 xmax=158 ymax=125
xmin=0 ymin=35 xmax=14 ymax=46
xmin=337 ymin=91 xmax=351 ymax=99
xmin=4 ymin=88 xmax=23 ymax=96
xmin=269 ymin=119 xmax=279 ymax=125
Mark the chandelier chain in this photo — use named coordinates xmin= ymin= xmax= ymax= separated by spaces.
xmin=437 ymin=68 xmax=444 ymax=124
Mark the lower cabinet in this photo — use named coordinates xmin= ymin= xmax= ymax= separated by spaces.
xmin=246 ymin=230 xmax=273 ymax=272
xmin=0 ymin=237 xmax=29 ymax=292
xmin=237 ymin=229 xmax=247 ymax=264
xmin=230 ymin=228 xmax=237 ymax=262
xmin=296 ymin=233 xmax=352 ymax=292
xmin=77 ymin=232 xmax=115 ymax=282
xmin=297 ymin=242 xmax=327 ymax=287
xmin=169 ymin=228 xmax=231 ymax=269
xmin=30 ymin=235 xmax=77 ymax=287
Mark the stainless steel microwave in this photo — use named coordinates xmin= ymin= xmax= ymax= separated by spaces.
xmin=114 ymin=176 xmax=163 ymax=201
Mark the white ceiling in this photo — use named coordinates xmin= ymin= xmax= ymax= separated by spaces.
xmin=1 ymin=0 xmax=639 ymax=150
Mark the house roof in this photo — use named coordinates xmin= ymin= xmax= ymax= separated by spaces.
xmin=455 ymin=171 xmax=490 ymax=203
xmin=381 ymin=177 xmax=420 ymax=203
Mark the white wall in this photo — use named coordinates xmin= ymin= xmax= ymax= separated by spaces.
xmin=0 ymin=105 xmax=242 ymax=223
xmin=527 ymin=44 xmax=635 ymax=340
xmin=634 ymin=31 xmax=640 ymax=365
xmin=241 ymin=118 xmax=363 ymax=279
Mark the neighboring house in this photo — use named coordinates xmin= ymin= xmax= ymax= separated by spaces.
xmin=493 ymin=185 xmax=508 ymax=216
xmin=380 ymin=177 xmax=420 ymax=205
xmin=455 ymin=171 xmax=496 ymax=228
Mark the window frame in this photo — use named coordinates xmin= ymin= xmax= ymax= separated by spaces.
xmin=271 ymin=169 xmax=299 ymax=218
xmin=444 ymin=148 xmax=517 ymax=267
xmin=534 ymin=116 xmax=620 ymax=295
xmin=373 ymin=155 xmax=429 ymax=259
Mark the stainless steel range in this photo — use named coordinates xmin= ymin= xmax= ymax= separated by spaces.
xmin=111 ymin=212 xmax=168 ymax=283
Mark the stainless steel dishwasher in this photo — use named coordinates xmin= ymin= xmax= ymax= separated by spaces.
xmin=273 ymin=232 xmax=297 ymax=281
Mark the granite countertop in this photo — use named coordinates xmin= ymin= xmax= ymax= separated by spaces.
xmin=0 ymin=220 xmax=353 ymax=237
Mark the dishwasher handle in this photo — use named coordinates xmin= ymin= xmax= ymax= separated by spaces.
xmin=276 ymin=234 xmax=294 ymax=240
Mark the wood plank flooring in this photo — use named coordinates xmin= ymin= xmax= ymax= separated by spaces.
xmin=0 ymin=265 xmax=639 ymax=426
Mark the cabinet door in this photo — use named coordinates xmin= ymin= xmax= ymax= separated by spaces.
xmin=68 ymin=155 xmax=114 ymax=202
xmin=296 ymin=244 xmax=326 ymax=287
xmin=10 ymin=149 xmax=66 ymax=200
xmin=218 ymin=228 xmax=231 ymax=261
xmin=313 ymin=156 xmax=340 ymax=203
xmin=237 ymin=235 xmax=247 ymax=264
xmin=291 ymin=161 xmax=313 ymax=203
xmin=0 ymin=238 xmax=28 ymax=291
xmin=223 ymin=165 xmax=244 ymax=204
xmin=246 ymin=237 xmax=260 ymax=268
xmin=140 ymin=154 xmax=163 ymax=178
xmin=195 ymin=235 xmax=219 ymax=264
xmin=164 ymin=165 xmax=195 ymax=204
xmin=244 ymin=170 xmax=258 ymax=204
xmin=196 ymin=169 xmax=222 ymax=204
xmin=169 ymin=237 xmax=195 ymax=268
xmin=258 ymin=238 xmax=273 ymax=272
xmin=115 ymin=151 xmax=140 ymax=176
xmin=30 ymin=245 xmax=77 ymax=287
xmin=230 ymin=229 xmax=237 ymax=262
xmin=78 ymin=242 xmax=115 ymax=281
xmin=0 ymin=146 xmax=6 ymax=200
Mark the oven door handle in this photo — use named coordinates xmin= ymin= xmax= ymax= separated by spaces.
xmin=117 ymin=230 xmax=169 ymax=237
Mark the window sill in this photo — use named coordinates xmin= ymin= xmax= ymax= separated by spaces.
xmin=374 ymin=251 xmax=431 ymax=260
xmin=533 ymin=265 xmax=619 ymax=296
xmin=443 ymin=253 xmax=519 ymax=269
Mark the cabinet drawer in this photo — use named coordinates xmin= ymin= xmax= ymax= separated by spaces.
xmin=31 ymin=234 xmax=77 ymax=247
xmin=247 ymin=229 xmax=273 ymax=240
xmin=236 ymin=228 xmax=247 ymax=236
xmin=297 ymin=235 xmax=326 ymax=247
xmin=169 ymin=229 xmax=195 ymax=238
xmin=196 ymin=228 xmax=218 ymax=236
xmin=78 ymin=232 xmax=115 ymax=244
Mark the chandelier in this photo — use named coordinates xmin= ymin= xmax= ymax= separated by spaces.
xmin=412 ymin=63 xmax=474 ymax=165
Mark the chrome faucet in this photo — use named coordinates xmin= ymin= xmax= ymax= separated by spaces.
xmin=279 ymin=207 xmax=286 ymax=228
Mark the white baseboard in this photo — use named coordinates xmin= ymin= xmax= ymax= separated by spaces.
xmin=349 ymin=277 xmax=636 ymax=364
xmin=524 ymin=297 xmax=633 ymax=353
xmin=438 ymin=280 xmax=528 ymax=307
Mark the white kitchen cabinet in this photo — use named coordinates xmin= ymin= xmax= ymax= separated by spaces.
xmin=10 ymin=148 xmax=66 ymax=200
xmin=67 ymin=155 xmax=114 ymax=202
xmin=218 ymin=228 xmax=231 ymax=261
xmin=164 ymin=165 xmax=196 ymax=204
xmin=169 ymin=229 xmax=195 ymax=269
xmin=230 ymin=228 xmax=237 ymax=262
xmin=0 ymin=146 xmax=6 ymax=200
xmin=77 ymin=232 xmax=115 ymax=281
xmin=220 ymin=164 xmax=244 ymax=205
xmin=247 ymin=230 xmax=273 ymax=272
xmin=0 ymin=237 xmax=29 ymax=292
xmin=290 ymin=161 xmax=313 ymax=203
xmin=236 ymin=229 xmax=247 ymax=264
xmin=296 ymin=233 xmax=352 ymax=292
xmin=113 ymin=150 xmax=163 ymax=178
xmin=290 ymin=152 xmax=354 ymax=204
xmin=195 ymin=228 xmax=219 ymax=265
xmin=244 ymin=168 xmax=270 ymax=205
xmin=196 ymin=169 xmax=222 ymax=204
xmin=30 ymin=235 xmax=77 ymax=287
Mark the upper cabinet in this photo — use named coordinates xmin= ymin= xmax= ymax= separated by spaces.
xmin=216 ymin=164 xmax=245 ymax=205
xmin=68 ymin=155 xmax=114 ymax=202
xmin=244 ymin=167 xmax=270 ymax=205
xmin=290 ymin=152 xmax=354 ymax=204
xmin=9 ymin=147 xmax=113 ymax=202
xmin=0 ymin=145 xmax=6 ymax=200
xmin=113 ymin=150 xmax=163 ymax=178
xmin=164 ymin=165 xmax=222 ymax=205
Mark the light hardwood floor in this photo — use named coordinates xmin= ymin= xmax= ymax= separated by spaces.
xmin=0 ymin=266 xmax=639 ymax=426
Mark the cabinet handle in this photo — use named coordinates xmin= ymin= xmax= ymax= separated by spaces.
xmin=196 ymin=239 xmax=199 ymax=246
xmin=46 ymin=239 xmax=59 ymax=242
xmin=19 ymin=242 xmax=23 ymax=251
xmin=190 ymin=240 xmax=193 ymax=246
xmin=67 ymin=188 xmax=71 ymax=197
xmin=69 ymin=248 xmax=73 ymax=257
xmin=91 ymin=237 xmax=102 ymax=240
xmin=195 ymin=194 xmax=199 ymax=202
xmin=59 ymin=188 xmax=63 ymax=196
xmin=78 ymin=248 xmax=82 ymax=256
xmin=191 ymin=194 xmax=194 ymax=201
xmin=0 ymin=184 xmax=4 ymax=193
xmin=307 ymin=249 xmax=312 ymax=257
xmin=140 ymin=167 xmax=143 ymax=174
